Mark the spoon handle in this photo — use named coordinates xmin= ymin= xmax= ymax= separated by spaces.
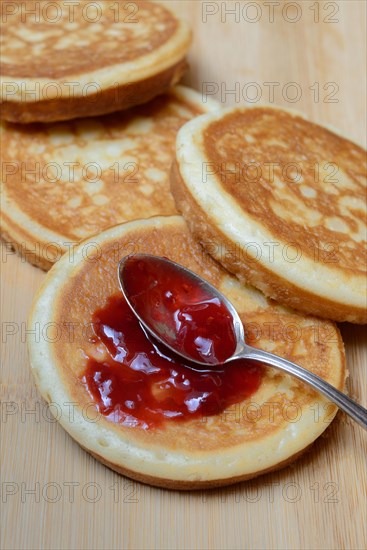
xmin=243 ymin=348 xmax=367 ymax=430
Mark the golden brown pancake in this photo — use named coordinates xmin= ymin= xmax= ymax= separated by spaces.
xmin=0 ymin=86 xmax=219 ymax=270
xmin=172 ymin=106 xmax=367 ymax=324
xmin=0 ymin=0 xmax=191 ymax=122
xmin=28 ymin=215 xmax=345 ymax=490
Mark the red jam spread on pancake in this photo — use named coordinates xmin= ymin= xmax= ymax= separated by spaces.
xmin=82 ymin=259 xmax=262 ymax=429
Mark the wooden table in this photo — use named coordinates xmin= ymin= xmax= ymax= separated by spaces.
xmin=1 ymin=1 xmax=366 ymax=548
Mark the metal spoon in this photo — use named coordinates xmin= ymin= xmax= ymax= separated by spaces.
xmin=118 ymin=254 xmax=367 ymax=430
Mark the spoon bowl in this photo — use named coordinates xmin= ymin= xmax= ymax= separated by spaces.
xmin=118 ymin=254 xmax=367 ymax=430
xmin=119 ymin=253 xmax=246 ymax=367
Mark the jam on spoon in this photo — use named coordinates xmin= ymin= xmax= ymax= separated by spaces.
xmin=117 ymin=254 xmax=367 ymax=430
xmin=121 ymin=254 xmax=238 ymax=365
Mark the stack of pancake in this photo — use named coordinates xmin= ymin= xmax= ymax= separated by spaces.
xmin=2 ymin=1 xmax=366 ymax=489
xmin=1 ymin=0 xmax=217 ymax=269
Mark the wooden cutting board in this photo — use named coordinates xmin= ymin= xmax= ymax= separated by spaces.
xmin=1 ymin=1 xmax=366 ymax=548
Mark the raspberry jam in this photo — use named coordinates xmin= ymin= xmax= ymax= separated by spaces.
xmin=82 ymin=258 xmax=262 ymax=429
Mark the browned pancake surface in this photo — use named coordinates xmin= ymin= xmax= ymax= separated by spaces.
xmin=204 ymin=108 xmax=366 ymax=274
xmin=1 ymin=91 xmax=204 ymax=243
xmin=1 ymin=0 xmax=178 ymax=78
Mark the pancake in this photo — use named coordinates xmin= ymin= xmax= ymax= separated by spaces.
xmin=28 ymin=215 xmax=346 ymax=490
xmin=0 ymin=0 xmax=191 ymax=123
xmin=0 ymin=86 xmax=219 ymax=270
xmin=171 ymin=106 xmax=367 ymax=324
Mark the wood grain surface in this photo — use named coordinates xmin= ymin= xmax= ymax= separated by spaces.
xmin=1 ymin=1 xmax=366 ymax=549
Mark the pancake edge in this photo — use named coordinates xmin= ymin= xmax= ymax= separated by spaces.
xmin=0 ymin=86 xmax=221 ymax=270
xmin=171 ymin=105 xmax=367 ymax=324
xmin=0 ymin=3 xmax=193 ymax=117
xmin=84 ymin=441 xmax=316 ymax=490
xmin=0 ymin=59 xmax=189 ymax=123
